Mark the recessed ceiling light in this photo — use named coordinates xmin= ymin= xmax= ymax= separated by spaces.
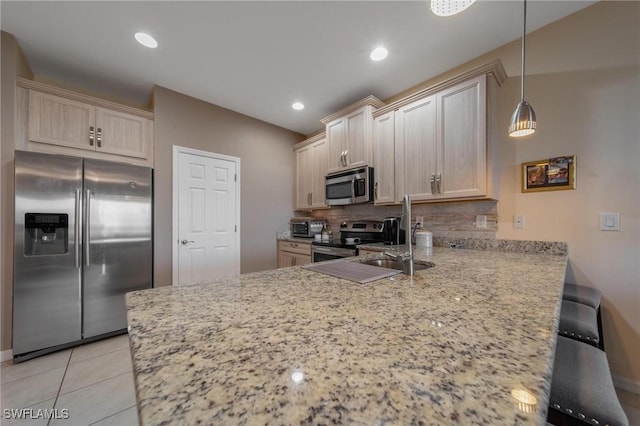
xmin=292 ymin=102 xmax=305 ymax=111
xmin=134 ymin=32 xmax=158 ymax=49
xmin=370 ymin=47 xmax=388 ymax=62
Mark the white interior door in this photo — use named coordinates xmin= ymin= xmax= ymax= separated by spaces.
xmin=173 ymin=147 xmax=240 ymax=286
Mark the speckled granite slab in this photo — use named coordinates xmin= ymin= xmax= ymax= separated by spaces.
xmin=126 ymin=246 xmax=567 ymax=425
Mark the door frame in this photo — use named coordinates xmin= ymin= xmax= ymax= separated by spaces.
xmin=172 ymin=145 xmax=241 ymax=286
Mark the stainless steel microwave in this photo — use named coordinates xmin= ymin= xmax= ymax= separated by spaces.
xmin=325 ymin=166 xmax=373 ymax=206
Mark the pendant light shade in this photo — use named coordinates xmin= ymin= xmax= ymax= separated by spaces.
xmin=509 ymin=100 xmax=536 ymax=137
xmin=509 ymin=0 xmax=537 ymax=137
xmin=430 ymin=0 xmax=476 ymax=17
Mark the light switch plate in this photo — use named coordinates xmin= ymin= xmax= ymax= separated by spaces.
xmin=600 ymin=212 xmax=620 ymax=231
xmin=475 ymin=215 xmax=487 ymax=228
xmin=513 ymin=215 xmax=525 ymax=229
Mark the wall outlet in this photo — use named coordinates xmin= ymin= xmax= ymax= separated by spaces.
xmin=415 ymin=216 xmax=424 ymax=229
xmin=475 ymin=215 xmax=487 ymax=229
xmin=513 ymin=215 xmax=525 ymax=229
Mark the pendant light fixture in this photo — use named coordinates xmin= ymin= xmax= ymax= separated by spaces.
xmin=430 ymin=0 xmax=476 ymax=17
xmin=509 ymin=0 xmax=537 ymax=137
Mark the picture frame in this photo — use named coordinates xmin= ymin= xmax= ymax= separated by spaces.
xmin=521 ymin=156 xmax=576 ymax=193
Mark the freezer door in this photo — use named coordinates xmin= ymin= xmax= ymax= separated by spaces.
xmin=82 ymin=159 xmax=152 ymax=338
xmin=13 ymin=151 xmax=83 ymax=356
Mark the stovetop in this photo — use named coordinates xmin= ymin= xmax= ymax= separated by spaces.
xmin=312 ymin=220 xmax=385 ymax=249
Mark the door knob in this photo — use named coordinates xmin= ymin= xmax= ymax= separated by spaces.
xmin=181 ymin=239 xmax=194 ymax=245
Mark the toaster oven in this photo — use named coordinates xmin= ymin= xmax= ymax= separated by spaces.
xmin=290 ymin=219 xmax=325 ymax=238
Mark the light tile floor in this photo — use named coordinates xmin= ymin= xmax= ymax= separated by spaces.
xmin=1 ymin=334 xmax=639 ymax=426
xmin=1 ymin=335 xmax=138 ymax=426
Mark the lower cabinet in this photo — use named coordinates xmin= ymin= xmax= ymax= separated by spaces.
xmin=277 ymin=240 xmax=312 ymax=268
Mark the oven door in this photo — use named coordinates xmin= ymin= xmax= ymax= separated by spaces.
xmin=312 ymin=245 xmax=357 ymax=263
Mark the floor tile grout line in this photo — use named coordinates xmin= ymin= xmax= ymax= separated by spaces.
xmin=48 ymin=350 xmax=73 ymax=426
xmin=56 ymin=369 xmax=134 ymax=399
xmin=1 ymin=358 xmax=71 ymax=386
xmin=68 ymin=345 xmax=131 ymax=366
xmin=87 ymin=404 xmax=137 ymax=426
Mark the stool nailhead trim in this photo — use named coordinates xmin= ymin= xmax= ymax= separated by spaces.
xmin=552 ymin=402 xmax=601 ymax=426
xmin=560 ymin=330 xmax=595 ymax=341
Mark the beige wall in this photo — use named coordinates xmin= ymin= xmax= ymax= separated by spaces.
xmin=1 ymin=32 xmax=33 ymax=354
xmin=493 ymin=1 xmax=640 ymax=390
xmin=152 ymin=86 xmax=304 ymax=285
xmin=419 ymin=1 xmax=638 ymax=389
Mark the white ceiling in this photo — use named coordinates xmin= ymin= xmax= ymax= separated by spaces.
xmin=1 ymin=0 xmax=596 ymax=136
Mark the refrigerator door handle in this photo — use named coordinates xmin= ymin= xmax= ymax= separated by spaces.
xmin=85 ymin=189 xmax=91 ymax=267
xmin=75 ymin=189 xmax=81 ymax=269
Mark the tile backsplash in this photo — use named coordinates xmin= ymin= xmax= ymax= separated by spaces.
xmin=302 ymin=200 xmax=498 ymax=239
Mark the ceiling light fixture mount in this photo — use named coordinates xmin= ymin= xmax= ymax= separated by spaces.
xmin=430 ymin=0 xmax=476 ymax=17
xmin=134 ymin=32 xmax=158 ymax=49
xmin=370 ymin=47 xmax=388 ymax=62
xmin=509 ymin=0 xmax=537 ymax=137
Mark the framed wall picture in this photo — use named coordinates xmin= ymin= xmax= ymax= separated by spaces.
xmin=522 ymin=156 xmax=576 ymax=193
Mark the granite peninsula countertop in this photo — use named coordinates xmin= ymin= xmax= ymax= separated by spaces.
xmin=126 ymin=243 xmax=568 ymax=425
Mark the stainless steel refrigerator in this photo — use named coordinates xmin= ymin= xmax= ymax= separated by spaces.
xmin=13 ymin=150 xmax=152 ymax=360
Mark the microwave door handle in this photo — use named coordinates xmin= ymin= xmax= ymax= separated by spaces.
xmin=351 ymin=176 xmax=357 ymax=203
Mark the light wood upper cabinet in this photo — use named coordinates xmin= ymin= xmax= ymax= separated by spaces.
xmin=19 ymin=78 xmax=154 ymax=167
xmin=396 ymin=77 xmax=485 ymax=202
xmin=395 ymin=95 xmax=438 ymax=202
xmin=437 ymin=76 xmax=486 ymax=199
xmin=322 ymin=96 xmax=385 ymax=173
xmin=294 ymin=133 xmax=328 ymax=210
xmin=372 ymin=110 xmax=396 ymax=205
xmin=29 ymin=91 xmax=96 ymax=151
xmin=94 ymin=108 xmax=150 ymax=159
xmin=30 ymin=91 xmax=151 ymax=160
xmin=372 ymin=60 xmax=506 ymax=204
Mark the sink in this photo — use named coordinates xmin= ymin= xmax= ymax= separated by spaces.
xmin=359 ymin=258 xmax=434 ymax=273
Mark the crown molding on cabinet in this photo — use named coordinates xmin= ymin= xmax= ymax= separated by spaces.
xmin=293 ymin=132 xmax=326 ymax=151
xmin=16 ymin=77 xmax=154 ymax=120
xmin=373 ymin=59 xmax=507 ymax=118
xmin=320 ymin=95 xmax=385 ymax=125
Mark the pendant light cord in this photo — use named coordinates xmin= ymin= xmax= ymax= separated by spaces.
xmin=520 ymin=0 xmax=527 ymax=102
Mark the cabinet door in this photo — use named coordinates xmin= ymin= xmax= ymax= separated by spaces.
xmin=295 ymin=145 xmax=313 ymax=209
xmin=395 ymin=95 xmax=438 ymax=202
xmin=96 ymin=108 xmax=149 ymax=159
xmin=28 ymin=91 xmax=95 ymax=151
xmin=344 ymin=107 xmax=368 ymax=168
xmin=310 ymin=137 xmax=328 ymax=208
xmin=437 ymin=76 xmax=486 ymax=199
xmin=372 ymin=111 xmax=395 ymax=205
xmin=326 ymin=118 xmax=346 ymax=173
xmin=278 ymin=250 xmax=311 ymax=268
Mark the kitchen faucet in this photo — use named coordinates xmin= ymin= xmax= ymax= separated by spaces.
xmin=384 ymin=194 xmax=415 ymax=275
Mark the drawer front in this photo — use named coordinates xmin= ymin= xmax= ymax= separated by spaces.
xmin=278 ymin=241 xmax=312 ymax=255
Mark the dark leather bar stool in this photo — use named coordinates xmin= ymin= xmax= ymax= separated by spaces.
xmin=562 ymin=283 xmax=601 ymax=309
xmin=558 ymin=300 xmax=601 ymax=349
xmin=548 ymin=335 xmax=628 ymax=426
xmin=561 ymin=283 xmax=604 ymax=350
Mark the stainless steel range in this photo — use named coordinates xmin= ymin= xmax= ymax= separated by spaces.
xmin=311 ymin=220 xmax=384 ymax=262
